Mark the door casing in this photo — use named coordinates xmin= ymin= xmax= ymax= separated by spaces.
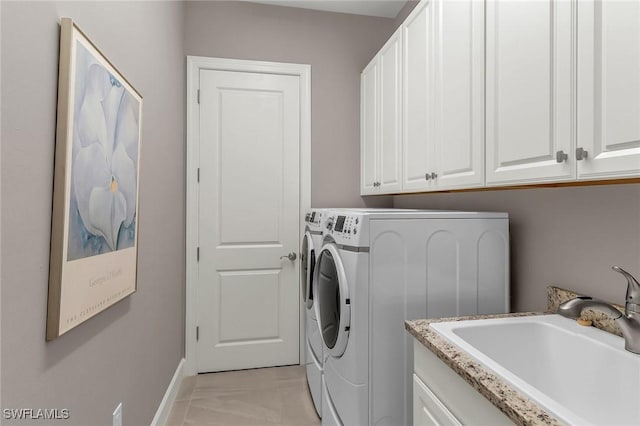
xmin=186 ymin=56 xmax=311 ymax=376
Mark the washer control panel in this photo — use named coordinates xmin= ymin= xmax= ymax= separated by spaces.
xmin=326 ymin=214 xmax=360 ymax=241
xmin=306 ymin=211 xmax=324 ymax=225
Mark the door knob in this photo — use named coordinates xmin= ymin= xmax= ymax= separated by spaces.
xmin=280 ymin=252 xmax=297 ymax=261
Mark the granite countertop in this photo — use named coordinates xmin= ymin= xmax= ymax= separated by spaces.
xmin=405 ymin=287 xmax=624 ymax=426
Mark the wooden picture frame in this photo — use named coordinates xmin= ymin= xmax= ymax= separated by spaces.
xmin=47 ymin=18 xmax=143 ymax=340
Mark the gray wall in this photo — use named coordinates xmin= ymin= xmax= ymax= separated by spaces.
xmin=184 ymin=1 xmax=396 ymax=208
xmin=393 ymin=0 xmax=419 ymax=28
xmin=1 ymin=2 xmax=185 ymax=425
xmin=393 ymin=184 xmax=640 ymax=312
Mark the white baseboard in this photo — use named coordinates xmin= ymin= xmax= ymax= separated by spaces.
xmin=151 ymin=358 xmax=186 ymax=426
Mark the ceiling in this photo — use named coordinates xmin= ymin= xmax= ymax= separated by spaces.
xmin=245 ymin=0 xmax=409 ymax=18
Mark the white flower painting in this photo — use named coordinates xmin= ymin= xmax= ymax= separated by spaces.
xmin=48 ymin=18 xmax=142 ymax=340
xmin=67 ymin=42 xmax=140 ymax=261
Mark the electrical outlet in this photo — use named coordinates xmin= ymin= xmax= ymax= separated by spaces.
xmin=113 ymin=403 xmax=122 ymax=426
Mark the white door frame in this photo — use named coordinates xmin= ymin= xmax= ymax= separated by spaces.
xmin=185 ymin=56 xmax=311 ymax=376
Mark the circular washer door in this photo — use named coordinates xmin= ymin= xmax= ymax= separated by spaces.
xmin=314 ymin=243 xmax=350 ymax=357
xmin=300 ymin=231 xmax=316 ymax=309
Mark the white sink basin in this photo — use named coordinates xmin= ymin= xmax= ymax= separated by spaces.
xmin=431 ymin=314 xmax=640 ymax=426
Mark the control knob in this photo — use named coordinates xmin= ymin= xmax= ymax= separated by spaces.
xmin=326 ymin=217 xmax=334 ymax=230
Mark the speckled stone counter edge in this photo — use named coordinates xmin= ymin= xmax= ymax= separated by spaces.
xmin=406 ymin=286 xmax=625 ymax=426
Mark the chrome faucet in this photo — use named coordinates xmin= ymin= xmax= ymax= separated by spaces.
xmin=557 ymin=266 xmax=640 ymax=354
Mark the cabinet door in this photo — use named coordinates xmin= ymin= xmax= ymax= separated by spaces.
xmin=403 ymin=0 xmax=436 ymax=192
xmin=413 ymin=374 xmax=461 ymax=426
xmin=361 ymin=59 xmax=378 ymax=195
xmin=577 ymin=0 xmax=640 ymax=180
xmin=414 ymin=342 xmax=512 ymax=426
xmin=486 ymin=0 xmax=575 ymax=186
xmin=378 ymin=28 xmax=403 ymax=194
xmin=432 ymin=0 xmax=485 ymax=190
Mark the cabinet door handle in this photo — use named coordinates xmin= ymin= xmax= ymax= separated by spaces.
xmin=576 ymin=147 xmax=589 ymax=161
xmin=425 ymin=173 xmax=431 ymax=181
xmin=556 ymin=150 xmax=568 ymax=163
xmin=430 ymin=172 xmax=438 ymax=180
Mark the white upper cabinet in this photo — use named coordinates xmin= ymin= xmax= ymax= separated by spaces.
xmin=576 ymin=0 xmax=640 ymax=180
xmin=402 ymin=0 xmax=434 ymax=192
xmin=431 ymin=0 xmax=485 ymax=190
xmin=361 ymin=59 xmax=378 ymax=195
xmin=361 ymin=28 xmax=403 ymax=195
xmin=379 ymin=28 xmax=403 ymax=193
xmin=402 ymin=0 xmax=485 ymax=193
xmin=363 ymin=0 xmax=639 ymax=195
xmin=486 ymin=0 xmax=575 ymax=186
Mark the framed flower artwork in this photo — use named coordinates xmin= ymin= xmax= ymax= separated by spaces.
xmin=47 ymin=18 xmax=143 ymax=340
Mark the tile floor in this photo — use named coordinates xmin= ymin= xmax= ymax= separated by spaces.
xmin=166 ymin=365 xmax=321 ymax=425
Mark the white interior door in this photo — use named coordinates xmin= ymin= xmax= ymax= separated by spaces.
xmin=197 ymin=69 xmax=300 ymax=373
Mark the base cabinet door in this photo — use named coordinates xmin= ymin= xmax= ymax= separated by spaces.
xmin=485 ymin=0 xmax=576 ymax=186
xmin=413 ymin=374 xmax=461 ymax=426
xmin=576 ymin=0 xmax=640 ymax=180
xmin=413 ymin=340 xmax=512 ymax=426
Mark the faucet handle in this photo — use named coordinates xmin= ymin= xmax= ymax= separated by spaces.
xmin=612 ymin=266 xmax=640 ymax=307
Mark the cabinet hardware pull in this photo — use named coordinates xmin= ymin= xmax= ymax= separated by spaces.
xmin=576 ymin=147 xmax=588 ymax=161
xmin=556 ymin=150 xmax=568 ymax=163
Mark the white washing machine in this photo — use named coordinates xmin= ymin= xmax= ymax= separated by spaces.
xmin=301 ymin=208 xmax=328 ymax=417
xmin=314 ymin=209 xmax=510 ymax=426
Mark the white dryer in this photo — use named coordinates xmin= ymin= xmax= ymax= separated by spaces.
xmin=301 ymin=208 xmax=328 ymax=417
xmin=314 ymin=209 xmax=510 ymax=426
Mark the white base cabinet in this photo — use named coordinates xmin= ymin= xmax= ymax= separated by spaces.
xmin=413 ymin=340 xmax=511 ymax=426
